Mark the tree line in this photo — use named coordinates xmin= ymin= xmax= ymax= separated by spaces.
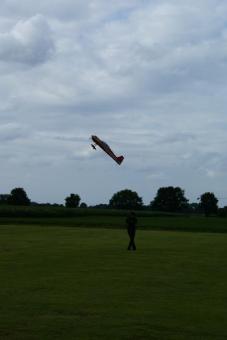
xmin=0 ymin=186 xmax=224 ymax=217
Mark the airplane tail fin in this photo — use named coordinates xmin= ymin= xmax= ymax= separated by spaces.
xmin=116 ymin=156 xmax=124 ymax=165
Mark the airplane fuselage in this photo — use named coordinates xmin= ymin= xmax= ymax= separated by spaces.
xmin=91 ymin=135 xmax=102 ymax=145
xmin=91 ymin=135 xmax=124 ymax=165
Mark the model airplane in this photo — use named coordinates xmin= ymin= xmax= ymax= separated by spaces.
xmin=91 ymin=135 xmax=124 ymax=165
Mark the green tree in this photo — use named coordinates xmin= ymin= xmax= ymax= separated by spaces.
xmin=199 ymin=192 xmax=218 ymax=216
xmin=8 ymin=188 xmax=30 ymax=206
xmin=109 ymin=189 xmax=143 ymax=210
xmin=217 ymin=207 xmax=227 ymax=218
xmin=151 ymin=186 xmax=188 ymax=212
xmin=65 ymin=194 xmax=81 ymax=208
xmin=187 ymin=203 xmax=202 ymax=214
xmin=80 ymin=202 xmax=87 ymax=208
xmin=0 ymin=194 xmax=10 ymax=205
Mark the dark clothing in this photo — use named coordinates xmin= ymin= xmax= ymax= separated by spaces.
xmin=126 ymin=213 xmax=137 ymax=227
xmin=127 ymin=227 xmax=136 ymax=250
xmin=126 ymin=213 xmax=137 ymax=251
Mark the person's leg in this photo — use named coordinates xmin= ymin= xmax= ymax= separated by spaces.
xmin=127 ymin=229 xmax=134 ymax=250
xmin=127 ymin=229 xmax=131 ymax=250
xmin=131 ymin=231 xmax=136 ymax=250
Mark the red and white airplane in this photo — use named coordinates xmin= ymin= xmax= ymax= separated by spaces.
xmin=91 ymin=135 xmax=124 ymax=165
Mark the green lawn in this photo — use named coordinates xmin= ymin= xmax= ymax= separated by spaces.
xmin=0 ymin=225 xmax=227 ymax=339
xmin=1 ymin=215 xmax=227 ymax=233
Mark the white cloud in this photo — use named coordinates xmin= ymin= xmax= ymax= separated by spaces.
xmin=0 ymin=123 xmax=29 ymax=141
xmin=0 ymin=14 xmax=55 ymax=65
xmin=0 ymin=0 xmax=227 ymax=205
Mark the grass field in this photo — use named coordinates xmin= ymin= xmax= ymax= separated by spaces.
xmin=1 ymin=215 xmax=227 ymax=233
xmin=0 ymin=224 xmax=227 ymax=339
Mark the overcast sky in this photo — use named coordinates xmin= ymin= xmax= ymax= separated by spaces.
xmin=1 ymin=0 xmax=227 ymax=206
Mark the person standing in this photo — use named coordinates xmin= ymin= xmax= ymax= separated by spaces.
xmin=126 ymin=211 xmax=137 ymax=251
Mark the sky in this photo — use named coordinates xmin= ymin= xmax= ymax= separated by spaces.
xmin=1 ymin=0 xmax=227 ymax=206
